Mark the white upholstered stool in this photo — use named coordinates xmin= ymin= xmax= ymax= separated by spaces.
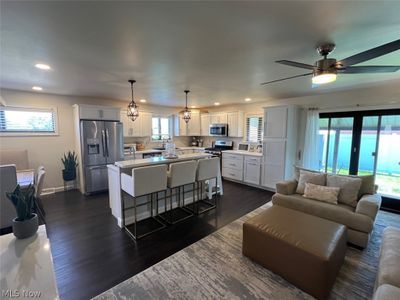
xmin=187 ymin=157 xmax=220 ymax=215
xmin=159 ymin=160 xmax=197 ymax=224
xmin=121 ymin=164 xmax=167 ymax=240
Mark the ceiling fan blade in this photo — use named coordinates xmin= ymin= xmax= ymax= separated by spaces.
xmin=339 ymin=65 xmax=400 ymax=73
xmin=276 ymin=60 xmax=315 ymax=70
xmin=260 ymin=73 xmax=312 ymax=85
xmin=338 ymin=39 xmax=400 ymax=67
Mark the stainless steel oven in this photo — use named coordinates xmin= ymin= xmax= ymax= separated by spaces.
xmin=209 ymin=123 xmax=228 ymax=136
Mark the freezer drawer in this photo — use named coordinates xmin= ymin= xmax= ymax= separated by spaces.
xmin=85 ymin=165 xmax=109 ymax=194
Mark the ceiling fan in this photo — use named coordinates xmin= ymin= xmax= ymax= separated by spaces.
xmin=261 ymin=39 xmax=400 ymax=86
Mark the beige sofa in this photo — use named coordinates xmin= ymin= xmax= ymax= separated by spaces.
xmin=272 ymin=171 xmax=381 ymax=248
xmin=373 ymin=227 xmax=400 ymax=300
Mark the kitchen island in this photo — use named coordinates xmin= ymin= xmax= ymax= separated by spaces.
xmin=108 ymin=153 xmax=222 ymax=227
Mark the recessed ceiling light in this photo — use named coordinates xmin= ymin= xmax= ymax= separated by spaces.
xmin=245 ymin=98 xmax=252 ymax=102
xmin=139 ymin=99 xmax=146 ymax=103
xmin=214 ymin=102 xmax=220 ymax=106
xmin=32 ymin=86 xmax=43 ymax=91
xmin=190 ymin=106 xmax=196 ymax=108
xmin=35 ymin=63 xmax=51 ymax=70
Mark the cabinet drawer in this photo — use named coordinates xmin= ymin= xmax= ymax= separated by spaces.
xmin=222 ymin=158 xmax=243 ymax=170
xmin=222 ymin=167 xmax=243 ymax=181
xmin=222 ymin=153 xmax=243 ymax=162
xmin=244 ymin=156 xmax=261 ymax=164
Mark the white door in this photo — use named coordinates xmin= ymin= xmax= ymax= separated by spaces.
xmin=131 ymin=114 xmax=142 ymax=137
xmin=264 ymin=106 xmax=287 ymax=138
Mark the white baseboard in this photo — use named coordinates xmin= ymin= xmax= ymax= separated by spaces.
xmin=41 ymin=184 xmax=77 ymax=196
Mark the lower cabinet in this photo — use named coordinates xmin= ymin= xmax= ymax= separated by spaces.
xmin=244 ymin=156 xmax=261 ymax=185
xmin=222 ymin=153 xmax=262 ymax=186
xmin=222 ymin=153 xmax=244 ymax=181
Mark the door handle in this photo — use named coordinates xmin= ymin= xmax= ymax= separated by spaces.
xmin=105 ymin=129 xmax=110 ymax=157
xmin=101 ymin=130 xmax=106 ymax=157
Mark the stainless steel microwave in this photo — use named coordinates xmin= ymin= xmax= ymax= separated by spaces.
xmin=209 ymin=123 xmax=228 ymax=136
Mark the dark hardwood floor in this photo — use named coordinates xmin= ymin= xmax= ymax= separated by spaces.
xmin=41 ymin=180 xmax=273 ymax=300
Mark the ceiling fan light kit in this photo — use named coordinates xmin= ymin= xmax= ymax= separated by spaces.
xmin=127 ymin=79 xmax=139 ymax=121
xmin=261 ymin=39 xmax=400 ymax=86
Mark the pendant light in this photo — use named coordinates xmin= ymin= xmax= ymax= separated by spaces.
xmin=127 ymin=79 xmax=139 ymax=121
xmin=182 ymin=90 xmax=191 ymax=123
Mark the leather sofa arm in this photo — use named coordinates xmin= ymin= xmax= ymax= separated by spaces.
xmin=276 ymin=180 xmax=298 ymax=195
xmin=356 ymin=193 xmax=382 ymax=221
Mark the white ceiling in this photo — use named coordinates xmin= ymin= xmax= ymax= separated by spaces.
xmin=1 ymin=1 xmax=400 ymax=107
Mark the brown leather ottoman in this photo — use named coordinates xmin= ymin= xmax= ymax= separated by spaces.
xmin=243 ymin=205 xmax=347 ymax=300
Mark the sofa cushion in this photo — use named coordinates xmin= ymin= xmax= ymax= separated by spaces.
xmin=294 ymin=166 xmax=375 ymax=197
xmin=373 ymin=284 xmax=400 ymax=300
xmin=303 ymin=183 xmax=340 ymax=204
xmin=272 ymin=193 xmax=374 ymax=233
xmin=327 ymin=175 xmax=362 ymax=208
xmin=296 ymin=170 xmax=326 ymax=194
xmin=376 ymin=227 xmax=400 ymax=288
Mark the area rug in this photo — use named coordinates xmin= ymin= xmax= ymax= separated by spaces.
xmin=93 ymin=203 xmax=400 ymax=300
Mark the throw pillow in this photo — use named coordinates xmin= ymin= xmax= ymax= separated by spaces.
xmin=327 ymin=175 xmax=362 ymax=208
xmin=296 ymin=170 xmax=326 ymax=194
xmin=344 ymin=174 xmax=375 ymax=197
xmin=293 ymin=165 xmax=322 ymax=181
xmin=303 ymin=182 xmax=340 ymax=204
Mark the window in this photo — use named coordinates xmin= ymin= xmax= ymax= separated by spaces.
xmin=152 ymin=116 xmax=171 ymax=140
xmin=0 ymin=107 xmax=58 ymax=135
xmin=246 ymin=115 xmax=263 ymax=142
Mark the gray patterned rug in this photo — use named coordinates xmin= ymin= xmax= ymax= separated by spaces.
xmin=93 ymin=203 xmax=400 ymax=300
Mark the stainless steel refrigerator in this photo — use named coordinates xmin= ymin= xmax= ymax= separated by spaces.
xmin=80 ymin=120 xmax=123 ymax=194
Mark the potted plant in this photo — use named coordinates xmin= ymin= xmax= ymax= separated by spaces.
xmin=6 ymin=184 xmax=38 ymax=239
xmin=61 ymin=151 xmax=79 ymax=181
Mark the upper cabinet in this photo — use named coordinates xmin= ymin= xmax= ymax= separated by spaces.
xmin=210 ymin=112 xmax=227 ymax=124
xmin=174 ymin=112 xmax=201 ymax=136
xmin=77 ymin=104 xmax=120 ymax=121
xmin=200 ymin=114 xmax=211 ymax=136
xmin=264 ymin=106 xmax=288 ymax=138
xmin=121 ymin=111 xmax=152 ymax=137
xmin=227 ymin=111 xmax=244 ymax=137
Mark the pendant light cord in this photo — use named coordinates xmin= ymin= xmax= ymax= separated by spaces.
xmin=184 ymin=90 xmax=189 ymax=109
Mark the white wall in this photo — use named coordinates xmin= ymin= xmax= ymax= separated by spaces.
xmin=0 ymin=89 xmax=185 ymax=191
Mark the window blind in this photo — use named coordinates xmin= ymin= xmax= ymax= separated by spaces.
xmin=0 ymin=107 xmax=57 ymax=133
xmin=246 ymin=116 xmax=263 ymax=142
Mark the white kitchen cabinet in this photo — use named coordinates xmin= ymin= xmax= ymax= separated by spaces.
xmin=140 ymin=112 xmax=152 ymax=137
xmin=174 ymin=112 xmax=201 ymax=136
xmin=210 ymin=112 xmax=227 ymax=124
xmin=121 ymin=111 xmax=152 ymax=137
xmin=187 ymin=112 xmax=201 ymax=136
xmin=200 ymin=114 xmax=211 ymax=136
xmin=261 ymin=105 xmax=299 ymax=190
xmin=244 ymin=156 xmax=261 ymax=185
xmin=264 ymin=106 xmax=287 ymax=138
xmin=222 ymin=153 xmax=243 ymax=181
xmin=78 ymin=104 xmax=120 ymax=121
xmin=227 ymin=111 xmax=244 ymax=137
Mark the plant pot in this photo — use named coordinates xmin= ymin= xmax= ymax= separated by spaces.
xmin=12 ymin=213 xmax=38 ymax=239
xmin=62 ymin=168 xmax=76 ymax=181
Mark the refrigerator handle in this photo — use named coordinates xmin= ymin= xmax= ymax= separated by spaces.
xmin=105 ymin=129 xmax=110 ymax=157
xmin=101 ymin=130 xmax=107 ymax=157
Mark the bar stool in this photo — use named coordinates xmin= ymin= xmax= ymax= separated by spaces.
xmin=120 ymin=164 xmax=167 ymax=240
xmin=158 ymin=160 xmax=197 ymax=224
xmin=187 ymin=157 xmax=220 ymax=215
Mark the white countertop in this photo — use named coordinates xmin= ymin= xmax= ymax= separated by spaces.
xmin=0 ymin=225 xmax=59 ymax=299
xmin=222 ymin=150 xmax=262 ymax=157
xmin=115 ymin=152 xmax=213 ymax=168
xmin=135 ymin=147 xmax=205 ymax=154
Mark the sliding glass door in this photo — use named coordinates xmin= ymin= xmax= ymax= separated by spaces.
xmin=319 ymin=109 xmax=400 ymax=199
